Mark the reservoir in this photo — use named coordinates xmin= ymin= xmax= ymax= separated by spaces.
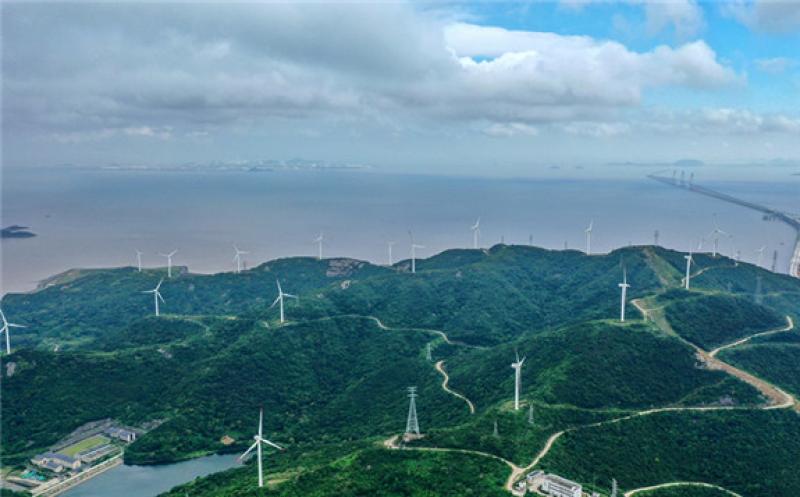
xmin=60 ymin=454 xmax=240 ymax=497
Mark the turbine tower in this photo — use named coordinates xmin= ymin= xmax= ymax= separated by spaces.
xmin=611 ymin=478 xmax=618 ymax=497
xmin=135 ymin=249 xmax=143 ymax=272
xmin=426 ymin=343 xmax=432 ymax=361
xmin=387 ymin=241 xmax=396 ymax=266
xmin=409 ymin=231 xmax=424 ymax=274
xmin=618 ymin=267 xmax=630 ymax=322
xmin=142 ymin=279 xmax=165 ymax=316
xmin=0 ymin=308 xmax=25 ymax=355
xmin=756 ymin=246 xmax=766 ymax=267
xmin=684 ymin=251 xmax=693 ymax=290
xmin=511 ymin=351 xmax=525 ymax=411
xmin=708 ymin=216 xmax=728 ymax=257
xmin=233 ymin=245 xmax=249 ymax=274
xmin=653 ymin=230 xmax=659 ymax=246
xmin=240 ymin=407 xmax=284 ymax=488
xmin=159 ymin=249 xmax=178 ymax=278
xmin=528 ymin=404 xmax=534 ymax=425
xmin=405 ymin=386 xmax=420 ymax=436
xmin=314 ymin=232 xmax=324 ymax=260
xmin=585 ymin=220 xmax=593 ymax=255
xmin=270 ymin=280 xmax=297 ymax=324
xmin=471 ymin=218 xmax=481 ymax=249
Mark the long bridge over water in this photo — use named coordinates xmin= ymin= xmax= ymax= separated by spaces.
xmin=649 ymin=173 xmax=800 ymax=278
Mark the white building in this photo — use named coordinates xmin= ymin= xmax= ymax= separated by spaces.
xmin=541 ymin=473 xmax=582 ymax=497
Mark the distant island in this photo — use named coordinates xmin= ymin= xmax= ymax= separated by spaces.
xmin=1 ymin=225 xmax=36 ymax=239
xmin=97 ymin=158 xmax=371 ymax=173
xmin=606 ymin=159 xmax=704 ymax=168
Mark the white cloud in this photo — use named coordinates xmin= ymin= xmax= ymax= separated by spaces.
xmin=755 ymin=57 xmax=795 ymax=74
xmin=561 ymin=0 xmax=705 ymax=38
xmin=483 ymin=122 xmax=540 ymax=137
xmin=723 ymin=0 xmax=800 ymax=33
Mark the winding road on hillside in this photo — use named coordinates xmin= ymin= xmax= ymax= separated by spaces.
xmin=435 ymin=360 xmax=475 ymax=414
xmin=345 ymin=308 xmax=797 ymax=495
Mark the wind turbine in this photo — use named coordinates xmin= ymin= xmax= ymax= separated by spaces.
xmin=684 ymin=251 xmax=693 ymax=290
xmin=0 ymin=308 xmax=25 ymax=355
xmin=233 ymin=245 xmax=249 ymax=274
xmin=708 ymin=216 xmax=729 ymax=257
xmin=409 ymin=231 xmax=424 ymax=274
xmin=471 ymin=218 xmax=481 ymax=249
xmin=585 ymin=220 xmax=593 ymax=255
xmin=270 ymin=280 xmax=297 ymax=324
xmin=618 ymin=267 xmax=630 ymax=322
xmin=142 ymin=279 xmax=165 ymax=316
xmin=159 ymin=249 xmax=178 ymax=278
xmin=240 ymin=407 xmax=284 ymax=488
xmin=135 ymin=249 xmax=143 ymax=272
xmin=387 ymin=241 xmax=396 ymax=266
xmin=756 ymin=246 xmax=766 ymax=267
xmin=511 ymin=351 xmax=525 ymax=411
xmin=314 ymin=232 xmax=324 ymax=260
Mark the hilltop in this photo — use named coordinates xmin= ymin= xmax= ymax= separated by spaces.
xmin=2 ymin=244 xmax=799 ymax=497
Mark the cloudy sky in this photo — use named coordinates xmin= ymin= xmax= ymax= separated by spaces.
xmin=3 ymin=1 xmax=800 ymax=174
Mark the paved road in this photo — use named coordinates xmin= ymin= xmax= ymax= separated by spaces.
xmin=434 ymin=360 xmax=475 ymax=414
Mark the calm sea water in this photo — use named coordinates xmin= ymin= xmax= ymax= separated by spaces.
xmin=2 ymin=167 xmax=798 ymax=295
xmin=60 ymin=454 xmax=239 ymax=497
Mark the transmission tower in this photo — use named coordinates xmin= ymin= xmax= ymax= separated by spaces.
xmin=755 ymin=275 xmax=763 ymax=305
xmin=528 ymin=404 xmax=534 ymax=425
xmin=493 ymin=420 xmax=499 ymax=437
xmin=405 ymin=387 xmax=420 ymax=435
xmin=771 ymin=250 xmax=778 ymax=272
xmin=426 ymin=343 xmax=432 ymax=361
xmin=654 ymin=230 xmax=659 ymax=246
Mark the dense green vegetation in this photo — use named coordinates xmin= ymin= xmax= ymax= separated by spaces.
xmin=663 ymin=293 xmax=786 ymax=349
xmin=720 ymin=343 xmax=800 ymax=397
xmin=540 ymin=409 xmax=800 ymax=497
xmin=4 ymin=245 xmax=800 ymax=496
xmin=161 ymin=448 xmax=510 ymax=497
xmin=446 ymin=320 xmax=762 ymax=410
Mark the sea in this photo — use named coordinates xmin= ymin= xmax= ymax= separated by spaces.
xmin=2 ymin=165 xmax=798 ymax=296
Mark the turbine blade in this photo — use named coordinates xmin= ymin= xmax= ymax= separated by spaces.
xmin=240 ymin=441 xmax=259 ymax=461
xmin=261 ymin=439 xmax=284 ymax=451
xmin=283 ymin=293 xmax=298 ymax=299
xmin=8 ymin=324 xmax=26 ymax=328
xmin=270 ymin=296 xmax=281 ymax=308
xmin=157 ymin=292 xmax=165 ymax=303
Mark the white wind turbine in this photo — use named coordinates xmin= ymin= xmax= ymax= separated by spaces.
xmin=684 ymin=251 xmax=693 ymax=290
xmin=511 ymin=351 xmax=525 ymax=411
xmin=159 ymin=249 xmax=178 ymax=278
xmin=756 ymin=246 xmax=766 ymax=267
xmin=708 ymin=216 xmax=729 ymax=257
xmin=233 ymin=245 xmax=249 ymax=274
xmin=585 ymin=220 xmax=594 ymax=255
xmin=0 ymin=308 xmax=25 ymax=355
xmin=240 ymin=407 xmax=284 ymax=488
xmin=387 ymin=241 xmax=396 ymax=266
xmin=409 ymin=231 xmax=424 ymax=274
xmin=314 ymin=232 xmax=324 ymax=260
xmin=142 ymin=279 xmax=165 ymax=316
xmin=618 ymin=267 xmax=630 ymax=322
xmin=135 ymin=249 xmax=143 ymax=272
xmin=471 ymin=218 xmax=481 ymax=249
xmin=270 ymin=280 xmax=297 ymax=324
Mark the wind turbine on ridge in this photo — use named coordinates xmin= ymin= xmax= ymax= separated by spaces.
xmin=618 ymin=267 xmax=630 ymax=322
xmin=0 ymin=308 xmax=25 ymax=355
xmin=511 ymin=350 xmax=525 ymax=411
xmin=270 ymin=279 xmax=298 ymax=324
xmin=158 ymin=249 xmax=178 ymax=278
xmin=314 ymin=232 xmax=324 ymax=260
xmin=585 ymin=220 xmax=593 ymax=255
xmin=756 ymin=246 xmax=766 ymax=267
xmin=409 ymin=231 xmax=424 ymax=274
xmin=240 ymin=407 xmax=284 ymax=488
xmin=708 ymin=215 xmax=729 ymax=257
xmin=387 ymin=241 xmax=396 ymax=266
xmin=142 ymin=279 xmax=165 ymax=317
xmin=233 ymin=245 xmax=249 ymax=274
xmin=471 ymin=218 xmax=481 ymax=249
xmin=684 ymin=250 xmax=693 ymax=290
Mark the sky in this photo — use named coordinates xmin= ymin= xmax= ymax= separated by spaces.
xmin=3 ymin=1 xmax=800 ymax=175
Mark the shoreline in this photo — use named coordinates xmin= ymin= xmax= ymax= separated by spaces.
xmin=31 ymin=455 xmax=123 ymax=497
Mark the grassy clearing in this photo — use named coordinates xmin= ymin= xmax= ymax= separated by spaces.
xmin=60 ymin=435 xmax=110 ymax=456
